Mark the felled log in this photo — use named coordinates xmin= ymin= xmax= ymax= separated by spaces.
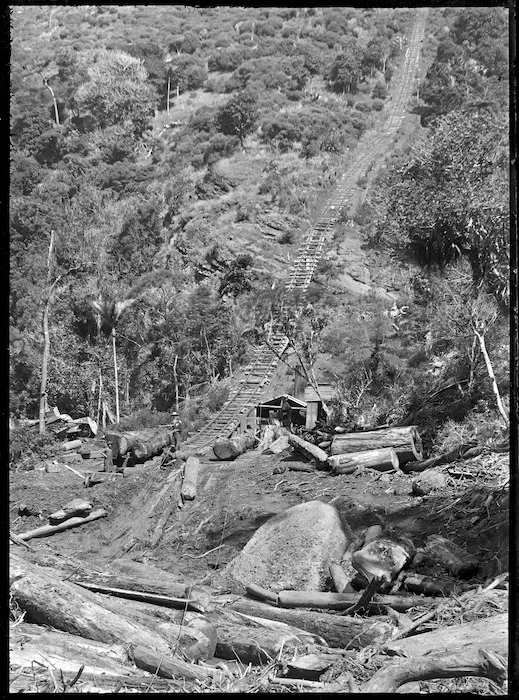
xmin=62 ymin=439 xmax=83 ymax=452
xmin=401 ymin=445 xmax=484 ymax=473
xmin=49 ymin=499 xmax=92 ymax=524
xmin=328 ymin=448 xmax=400 ymax=474
xmin=180 ymin=456 xmax=199 ymax=501
xmin=330 ymin=426 xmax=422 ymax=464
xmin=10 ymin=623 xmax=145 ymax=686
xmin=16 ymin=508 xmax=107 ymax=541
xmin=130 ymin=645 xmax=225 ymax=683
xmin=133 ymin=430 xmax=175 ymax=461
xmin=74 ymin=581 xmax=204 ymax=613
xmin=288 ymin=434 xmax=329 ymax=467
xmin=277 ymin=590 xmax=436 ymax=613
xmin=105 ymin=430 xmax=140 ymax=458
xmin=384 ymin=613 xmax=508 ymax=658
xmin=424 ymin=535 xmax=478 ymax=577
xmin=84 ymin=472 xmax=122 ymax=487
xmin=225 ymin=597 xmax=394 ymax=649
xmin=10 ymin=553 xmax=176 ymax=655
xmin=210 ymin=610 xmax=322 ymax=665
xmin=362 ymin=648 xmax=507 ymax=693
xmin=72 ymin=570 xmax=188 ymax=599
xmin=213 ymin=433 xmax=256 ymax=460
xmin=400 ymin=573 xmax=472 ymax=597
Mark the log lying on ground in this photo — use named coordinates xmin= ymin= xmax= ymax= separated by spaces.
xmin=180 ymin=456 xmax=200 ymax=501
xmin=400 ymin=445 xmax=484 ymax=473
xmin=74 ymin=581 xmax=205 ymax=613
xmin=212 ymin=433 xmax=256 ymax=460
xmin=105 ymin=430 xmax=140 ymax=458
xmin=328 ymin=448 xmax=400 ymax=474
xmin=424 ymin=534 xmax=478 ymax=577
xmin=48 ymin=499 xmax=93 ymax=524
xmin=10 ymin=623 xmax=151 ymax=686
xmin=363 ymin=648 xmax=507 ymax=693
xmin=384 ymin=613 xmax=508 ymax=658
xmin=130 ymin=645 xmax=225 ymax=683
xmin=210 ymin=610 xmax=323 ymax=665
xmin=330 ymin=426 xmax=422 ymax=464
xmin=133 ymin=430 xmax=175 ymax=461
xmin=277 ymin=590 xmax=437 ymax=613
xmin=10 ymin=553 xmax=175 ymax=656
xmin=224 ymin=597 xmax=394 ymax=649
xmin=288 ymin=434 xmax=329 ymax=467
xmin=71 ymin=571 xmax=188 ymax=599
xmin=16 ymin=508 xmax=107 ymax=541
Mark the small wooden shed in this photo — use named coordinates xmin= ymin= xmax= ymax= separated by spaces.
xmin=304 ymin=384 xmax=336 ymax=430
xmin=256 ymin=394 xmax=307 ymax=426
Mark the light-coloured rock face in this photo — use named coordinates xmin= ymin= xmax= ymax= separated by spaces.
xmin=223 ymin=500 xmax=348 ymax=593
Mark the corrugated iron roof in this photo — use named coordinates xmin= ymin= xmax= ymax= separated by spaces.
xmin=257 ymin=394 xmax=307 ymax=409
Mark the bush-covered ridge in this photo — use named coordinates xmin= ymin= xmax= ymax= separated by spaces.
xmin=10 ymin=6 xmax=509 ymax=452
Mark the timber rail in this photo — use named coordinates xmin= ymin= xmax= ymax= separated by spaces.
xmin=184 ymin=9 xmax=427 ymax=454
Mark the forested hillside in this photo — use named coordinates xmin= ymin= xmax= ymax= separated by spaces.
xmin=10 ymin=5 xmax=510 ymax=452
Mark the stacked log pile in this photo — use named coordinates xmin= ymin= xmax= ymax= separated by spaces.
xmin=9 ymin=549 xmax=508 ymax=693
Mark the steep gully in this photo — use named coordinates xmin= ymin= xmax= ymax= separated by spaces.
xmin=101 ymin=9 xmax=428 ymax=558
xmin=184 ymin=9 xmax=428 ymax=454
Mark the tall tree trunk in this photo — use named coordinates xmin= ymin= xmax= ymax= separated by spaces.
xmin=43 ymin=79 xmax=60 ymax=127
xmin=112 ymin=328 xmax=120 ymax=424
xmin=38 ymin=300 xmax=51 ymax=435
xmin=39 ymin=231 xmax=56 ymax=435
xmin=173 ymin=354 xmax=179 ymax=411
xmin=473 ymin=328 xmax=509 ymax=426
xmin=167 ymin=76 xmax=171 ymax=114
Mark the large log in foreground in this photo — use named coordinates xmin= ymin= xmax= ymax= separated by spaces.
xmin=133 ymin=430 xmax=175 ymax=461
xmin=10 ymin=553 xmax=174 ymax=656
xmin=288 ymin=434 xmax=329 ymax=467
xmin=328 ymin=448 xmax=399 ymax=474
xmin=213 ymin=433 xmax=256 ymax=460
xmin=330 ymin=426 xmax=422 ymax=464
xmin=225 ymin=598 xmax=394 ymax=649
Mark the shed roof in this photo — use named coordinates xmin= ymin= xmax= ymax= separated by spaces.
xmin=257 ymin=394 xmax=307 ymax=409
xmin=304 ymin=385 xmax=336 ymax=402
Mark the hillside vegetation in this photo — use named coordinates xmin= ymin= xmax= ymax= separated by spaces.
xmin=10 ymin=5 xmax=510 ymax=455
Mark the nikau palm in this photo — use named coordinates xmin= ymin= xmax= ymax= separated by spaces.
xmin=87 ymin=296 xmax=136 ymax=424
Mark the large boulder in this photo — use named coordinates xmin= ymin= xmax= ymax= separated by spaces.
xmin=223 ymin=500 xmax=348 ymax=593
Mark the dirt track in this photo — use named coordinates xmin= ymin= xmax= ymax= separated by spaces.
xmin=9 ymin=447 xmax=509 ymax=589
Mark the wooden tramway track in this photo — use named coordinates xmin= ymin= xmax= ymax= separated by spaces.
xmin=184 ymin=10 xmax=427 ymax=454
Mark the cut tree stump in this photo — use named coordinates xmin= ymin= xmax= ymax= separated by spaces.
xmin=225 ymin=597 xmax=394 ymax=649
xmin=328 ymin=448 xmax=400 ymax=474
xmin=16 ymin=508 xmax=107 ymax=541
xmin=330 ymin=426 xmax=422 ymax=464
xmin=287 ymin=434 xmax=329 ymax=467
xmin=212 ymin=433 xmax=256 ymax=460
xmin=180 ymin=456 xmax=200 ymax=501
xmin=424 ymin=534 xmax=478 ymax=577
